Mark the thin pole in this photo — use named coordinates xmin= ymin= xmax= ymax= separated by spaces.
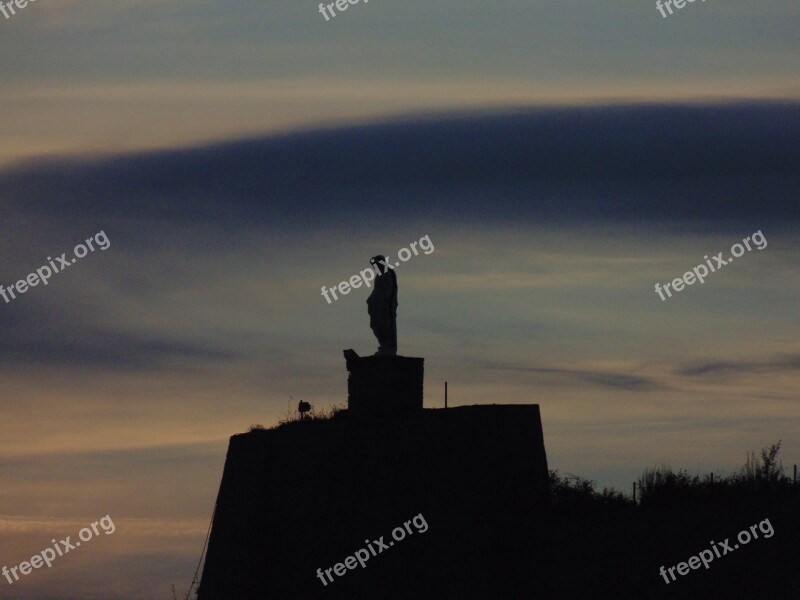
xmin=445 ymin=381 xmax=448 ymax=409
xmin=794 ymin=464 xmax=797 ymax=484
xmin=632 ymin=481 xmax=636 ymax=504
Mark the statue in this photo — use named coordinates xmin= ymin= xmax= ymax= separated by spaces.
xmin=366 ymin=255 xmax=397 ymax=356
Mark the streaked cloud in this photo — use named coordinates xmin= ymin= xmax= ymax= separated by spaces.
xmin=678 ymin=354 xmax=800 ymax=377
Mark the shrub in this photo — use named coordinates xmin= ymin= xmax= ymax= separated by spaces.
xmin=637 ymin=441 xmax=793 ymax=506
xmin=549 ymin=470 xmax=633 ymax=513
xmin=731 ymin=440 xmax=790 ymax=493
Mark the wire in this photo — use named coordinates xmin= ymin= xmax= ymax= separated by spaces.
xmin=184 ymin=498 xmax=218 ymax=600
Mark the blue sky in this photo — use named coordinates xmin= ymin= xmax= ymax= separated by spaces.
xmin=1 ymin=2 xmax=799 ymax=599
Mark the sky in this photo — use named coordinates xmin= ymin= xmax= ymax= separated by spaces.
xmin=1 ymin=1 xmax=799 ymax=599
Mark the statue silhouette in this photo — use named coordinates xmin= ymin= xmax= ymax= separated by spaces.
xmin=366 ymin=255 xmax=397 ymax=356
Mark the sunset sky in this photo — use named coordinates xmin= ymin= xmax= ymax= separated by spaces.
xmin=1 ymin=1 xmax=799 ymax=598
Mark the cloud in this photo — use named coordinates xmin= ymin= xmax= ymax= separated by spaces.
xmin=4 ymin=333 xmax=240 ymax=371
xmin=0 ymin=298 xmax=240 ymax=372
xmin=0 ymin=515 xmax=208 ymax=537
xmin=2 ymin=103 xmax=799 ymax=232
xmin=477 ymin=361 xmax=665 ymax=392
xmin=677 ymin=354 xmax=800 ymax=377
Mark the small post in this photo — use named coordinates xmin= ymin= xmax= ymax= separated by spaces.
xmin=632 ymin=481 xmax=636 ymax=504
xmin=710 ymin=472 xmax=714 ymax=485
xmin=794 ymin=464 xmax=796 ymax=484
xmin=445 ymin=381 xmax=448 ymax=409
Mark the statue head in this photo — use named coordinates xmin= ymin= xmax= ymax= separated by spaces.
xmin=370 ymin=255 xmax=386 ymax=273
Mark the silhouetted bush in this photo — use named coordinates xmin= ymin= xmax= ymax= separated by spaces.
xmin=549 ymin=441 xmax=796 ymax=513
xmin=730 ymin=440 xmax=791 ymax=493
xmin=548 ymin=470 xmax=633 ymax=513
xmin=638 ymin=441 xmax=794 ymax=507
xmin=638 ymin=466 xmax=703 ymax=506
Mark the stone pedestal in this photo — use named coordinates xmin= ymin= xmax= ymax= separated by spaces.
xmin=343 ymin=351 xmax=424 ymax=417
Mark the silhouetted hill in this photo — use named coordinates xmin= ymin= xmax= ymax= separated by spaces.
xmin=198 ymin=406 xmax=798 ymax=599
xmin=198 ymin=405 xmax=549 ymax=599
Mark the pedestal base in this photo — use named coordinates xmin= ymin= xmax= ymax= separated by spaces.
xmin=344 ymin=350 xmax=424 ymax=417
